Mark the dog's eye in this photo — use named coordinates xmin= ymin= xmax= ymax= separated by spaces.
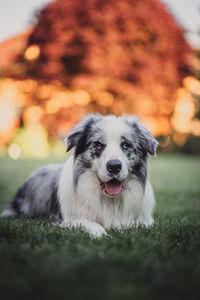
xmin=121 ymin=142 xmax=131 ymax=150
xmin=94 ymin=142 xmax=104 ymax=151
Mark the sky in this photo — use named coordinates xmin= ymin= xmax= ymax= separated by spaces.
xmin=0 ymin=0 xmax=199 ymax=47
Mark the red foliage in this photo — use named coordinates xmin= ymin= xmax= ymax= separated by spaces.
xmin=21 ymin=0 xmax=191 ymax=114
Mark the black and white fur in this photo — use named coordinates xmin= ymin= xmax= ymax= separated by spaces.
xmin=2 ymin=114 xmax=158 ymax=237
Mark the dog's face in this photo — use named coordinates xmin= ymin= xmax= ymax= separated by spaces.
xmin=66 ymin=114 xmax=158 ymax=197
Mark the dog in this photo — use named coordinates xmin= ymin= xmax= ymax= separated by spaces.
xmin=1 ymin=114 xmax=158 ymax=237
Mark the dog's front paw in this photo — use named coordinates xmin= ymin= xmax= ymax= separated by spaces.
xmin=62 ymin=218 xmax=107 ymax=238
xmin=87 ymin=223 xmax=107 ymax=238
xmin=136 ymin=216 xmax=154 ymax=227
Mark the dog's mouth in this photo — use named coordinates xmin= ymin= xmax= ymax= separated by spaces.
xmin=99 ymin=178 xmax=124 ymax=196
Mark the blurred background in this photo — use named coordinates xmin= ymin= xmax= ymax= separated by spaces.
xmin=0 ymin=0 xmax=200 ymax=159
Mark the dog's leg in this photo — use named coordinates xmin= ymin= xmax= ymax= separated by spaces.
xmin=1 ymin=208 xmax=17 ymax=217
xmin=61 ymin=218 xmax=107 ymax=237
xmin=136 ymin=180 xmax=155 ymax=227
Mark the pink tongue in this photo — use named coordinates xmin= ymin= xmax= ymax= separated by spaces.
xmin=105 ymin=182 xmax=123 ymax=195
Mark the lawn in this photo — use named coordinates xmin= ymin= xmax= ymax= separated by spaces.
xmin=0 ymin=154 xmax=200 ymax=300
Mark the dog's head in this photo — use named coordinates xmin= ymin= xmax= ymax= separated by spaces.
xmin=66 ymin=114 xmax=158 ymax=196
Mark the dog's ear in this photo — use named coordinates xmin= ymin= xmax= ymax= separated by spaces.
xmin=65 ymin=130 xmax=82 ymax=152
xmin=122 ymin=115 xmax=159 ymax=156
xmin=135 ymin=122 xmax=159 ymax=155
xmin=65 ymin=114 xmax=102 ymax=153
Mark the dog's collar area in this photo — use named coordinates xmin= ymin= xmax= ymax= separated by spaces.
xmin=99 ymin=178 xmax=124 ymax=196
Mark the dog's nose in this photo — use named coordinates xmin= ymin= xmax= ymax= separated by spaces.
xmin=106 ymin=160 xmax=122 ymax=175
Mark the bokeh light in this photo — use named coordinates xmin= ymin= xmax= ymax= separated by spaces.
xmin=8 ymin=143 xmax=21 ymax=160
xmin=24 ymin=45 xmax=40 ymax=61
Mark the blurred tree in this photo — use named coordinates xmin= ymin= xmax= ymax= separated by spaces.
xmin=23 ymin=0 xmax=191 ymax=84
xmin=11 ymin=0 xmax=192 ymax=136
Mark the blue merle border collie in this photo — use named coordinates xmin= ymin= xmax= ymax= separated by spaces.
xmin=2 ymin=114 xmax=158 ymax=237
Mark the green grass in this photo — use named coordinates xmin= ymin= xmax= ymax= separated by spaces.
xmin=0 ymin=155 xmax=200 ymax=300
